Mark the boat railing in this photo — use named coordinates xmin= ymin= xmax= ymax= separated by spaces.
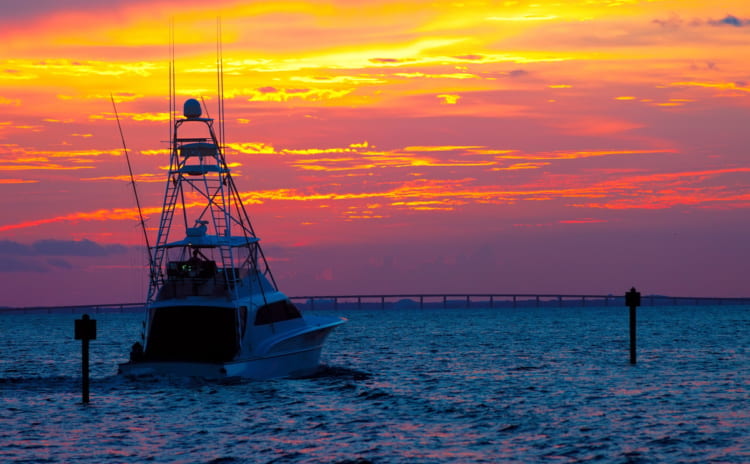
xmin=156 ymin=276 xmax=231 ymax=300
xmin=155 ymin=267 xmax=250 ymax=301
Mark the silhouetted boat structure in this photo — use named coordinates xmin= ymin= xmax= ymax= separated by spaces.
xmin=116 ymin=98 xmax=345 ymax=379
xmin=3 ymin=293 xmax=749 ymax=315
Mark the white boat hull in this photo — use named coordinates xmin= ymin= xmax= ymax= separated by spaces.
xmin=119 ymin=316 xmax=344 ymax=380
xmin=119 ymin=346 xmax=325 ymax=380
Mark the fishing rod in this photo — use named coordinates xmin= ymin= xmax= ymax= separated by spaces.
xmin=110 ymin=94 xmax=155 ymax=281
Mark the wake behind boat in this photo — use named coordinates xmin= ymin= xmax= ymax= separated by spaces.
xmin=118 ymin=98 xmax=344 ymax=379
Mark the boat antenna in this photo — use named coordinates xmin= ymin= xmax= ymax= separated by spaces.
xmin=216 ymin=16 xmax=226 ymax=149
xmin=169 ymin=17 xmax=176 ymax=148
xmin=110 ymin=94 xmax=154 ymax=271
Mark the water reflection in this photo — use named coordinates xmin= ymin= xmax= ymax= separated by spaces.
xmin=1 ymin=306 xmax=748 ymax=463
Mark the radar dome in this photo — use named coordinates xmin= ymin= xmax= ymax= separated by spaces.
xmin=183 ymin=99 xmax=202 ymax=119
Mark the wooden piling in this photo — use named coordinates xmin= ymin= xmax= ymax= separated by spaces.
xmin=625 ymin=288 xmax=641 ymax=364
xmin=81 ymin=337 xmax=90 ymax=403
xmin=74 ymin=314 xmax=96 ymax=403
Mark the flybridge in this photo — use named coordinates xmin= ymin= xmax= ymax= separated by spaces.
xmin=148 ymin=97 xmax=271 ymax=303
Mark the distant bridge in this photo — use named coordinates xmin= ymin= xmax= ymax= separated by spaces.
xmin=2 ymin=293 xmax=750 ymax=314
xmin=289 ymin=293 xmax=750 ymax=310
xmin=0 ymin=302 xmax=145 ymax=315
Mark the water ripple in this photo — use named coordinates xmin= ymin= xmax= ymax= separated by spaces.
xmin=1 ymin=306 xmax=748 ymax=463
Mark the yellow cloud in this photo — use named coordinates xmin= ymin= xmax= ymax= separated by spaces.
xmin=437 ymin=94 xmax=460 ymax=104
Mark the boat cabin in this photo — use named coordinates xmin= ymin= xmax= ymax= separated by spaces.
xmin=156 ymin=253 xmax=232 ymax=300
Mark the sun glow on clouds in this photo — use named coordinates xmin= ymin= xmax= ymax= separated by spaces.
xmin=437 ymin=94 xmax=460 ymax=104
xmin=90 ymin=112 xmax=171 ymax=122
xmin=0 ymin=179 xmax=38 ymax=184
xmin=1 ymin=0 xmax=750 ymax=302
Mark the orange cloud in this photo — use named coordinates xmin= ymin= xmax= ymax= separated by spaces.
xmin=491 ymin=163 xmax=549 ymax=171
xmin=0 ymin=179 xmax=39 ymax=184
xmin=573 ymin=168 xmax=750 ymax=210
xmin=235 ymin=178 xmax=611 ymax=213
xmin=90 ymin=112 xmax=170 ymax=122
xmin=246 ymin=87 xmax=353 ymax=102
xmin=404 ymin=145 xmax=484 ymax=152
xmin=559 ymin=218 xmax=607 ymax=224
xmin=496 ymin=149 xmax=677 ymax=161
xmin=0 ymin=207 xmax=161 ymax=232
xmin=3 ymin=161 xmax=749 ymax=234
xmin=1 ymin=1 xmax=749 ymax=241
xmin=0 ymin=164 xmax=94 ymax=171
xmin=0 ymin=144 xmax=121 ymax=159
xmin=81 ymin=173 xmax=163 ymax=183
xmin=0 ymin=96 xmax=21 ymax=106
xmin=666 ymin=81 xmax=750 ymax=94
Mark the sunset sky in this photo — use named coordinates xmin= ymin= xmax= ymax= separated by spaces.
xmin=1 ymin=0 xmax=749 ymax=306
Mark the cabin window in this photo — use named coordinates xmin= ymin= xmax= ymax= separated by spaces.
xmin=254 ymin=300 xmax=302 ymax=325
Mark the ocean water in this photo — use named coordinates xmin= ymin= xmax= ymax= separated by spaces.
xmin=1 ymin=305 xmax=748 ymax=463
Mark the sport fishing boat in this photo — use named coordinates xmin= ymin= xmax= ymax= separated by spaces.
xmin=118 ymin=98 xmax=344 ymax=379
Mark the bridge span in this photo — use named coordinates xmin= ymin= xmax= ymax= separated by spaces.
xmin=2 ymin=293 xmax=749 ymax=314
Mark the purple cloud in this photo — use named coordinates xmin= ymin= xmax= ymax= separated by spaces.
xmin=710 ymin=15 xmax=749 ymax=27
